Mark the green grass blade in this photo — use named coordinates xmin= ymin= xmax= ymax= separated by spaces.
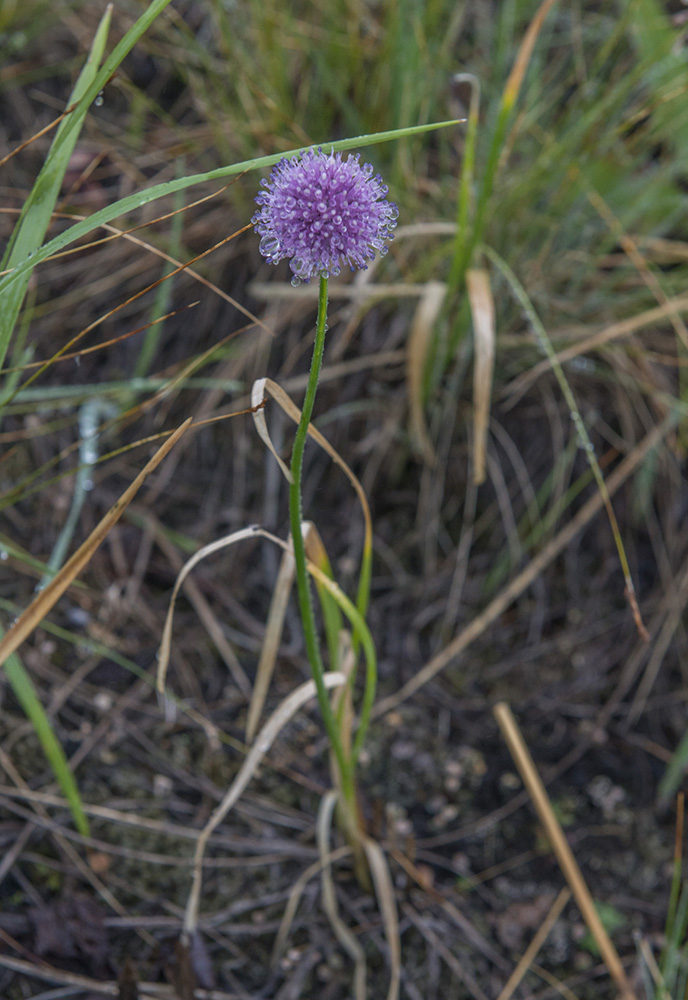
xmin=134 ymin=161 xmax=186 ymax=378
xmin=659 ymin=732 xmax=688 ymax=806
xmin=1 ymin=628 xmax=89 ymax=837
xmin=313 ymin=559 xmax=345 ymax=677
xmin=0 ymin=5 xmax=112 ymax=374
xmin=1 ymin=6 xmax=111 ymax=271
xmin=0 ymin=119 xmax=462 ymax=302
xmin=302 ymin=560 xmax=377 ymax=765
xmin=0 ymin=0 xmax=176 ymax=374
xmin=450 ymin=74 xmax=480 ymax=288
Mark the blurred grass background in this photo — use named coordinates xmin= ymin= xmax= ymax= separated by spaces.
xmin=2 ymin=1 xmax=688 ymax=996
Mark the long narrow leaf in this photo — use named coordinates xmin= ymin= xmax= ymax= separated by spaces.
xmin=1 ymin=637 xmax=89 ymax=837
xmin=0 ymin=0 xmax=176 ymax=371
xmin=0 ymin=7 xmax=112 ymax=373
xmin=0 ymin=120 xmax=462 ymax=301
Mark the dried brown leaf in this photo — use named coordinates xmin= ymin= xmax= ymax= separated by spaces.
xmin=467 ymin=268 xmax=496 ymax=485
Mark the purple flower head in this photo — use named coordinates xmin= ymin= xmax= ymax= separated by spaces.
xmin=252 ymin=148 xmax=399 ymax=284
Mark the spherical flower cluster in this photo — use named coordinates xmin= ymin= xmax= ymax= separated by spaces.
xmin=252 ymin=148 xmax=399 ymax=284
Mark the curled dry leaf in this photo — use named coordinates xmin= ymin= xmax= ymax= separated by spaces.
xmin=156 ymin=525 xmax=260 ymax=694
xmin=251 ymin=376 xmax=293 ymax=483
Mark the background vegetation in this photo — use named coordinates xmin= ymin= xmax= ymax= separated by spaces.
xmin=1 ymin=0 xmax=688 ymax=997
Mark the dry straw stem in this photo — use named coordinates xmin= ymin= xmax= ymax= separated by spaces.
xmin=493 ymin=702 xmax=636 ymax=1000
xmin=0 ymin=417 xmax=191 ymax=669
xmin=182 ymin=671 xmax=346 ymax=939
xmin=318 ymin=791 xmax=367 ymax=1000
xmin=251 ymin=377 xmax=293 ymax=482
xmin=245 ymin=542 xmax=295 ymax=742
xmin=362 ymin=836 xmax=401 ymax=1000
xmin=0 ymin=952 xmax=236 ymax=999
xmin=272 ymin=843 xmax=352 ymax=963
xmin=495 ymin=888 xmax=571 ymax=1000
xmin=466 ymin=268 xmax=496 ymax=485
xmin=374 ymin=412 xmax=676 ymax=717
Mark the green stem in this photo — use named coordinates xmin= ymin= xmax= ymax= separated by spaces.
xmin=289 ymin=275 xmax=357 ymax=814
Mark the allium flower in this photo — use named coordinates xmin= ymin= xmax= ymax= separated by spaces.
xmin=252 ymin=148 xmax=399 ymax=284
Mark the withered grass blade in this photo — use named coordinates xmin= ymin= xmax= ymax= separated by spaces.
xmin=246 ymin=543 xmax=295 ymax=743
xmin=406 ymin=281 xmax=446 ymax=463
xmin=466 ymin=268 xmax=496 ymax=485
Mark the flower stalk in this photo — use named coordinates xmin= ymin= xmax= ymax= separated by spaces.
xmin=254 ymin=148 xmax=398 ymax=872
xmin=288 ymin=276 xmax=356 ymax=802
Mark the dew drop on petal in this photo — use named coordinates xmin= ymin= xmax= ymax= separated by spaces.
xmin=291 ymin=275 xmax=301 ymax=288
xmin=259 ymin=235 xmax=280 ymax=256
xmin=291 ymin=256 xmax=306 ymax=276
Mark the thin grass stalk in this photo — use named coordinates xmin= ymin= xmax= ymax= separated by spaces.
xmin=484 ymin=245 xmax=649 ymax=642
xmin=134 ymin=162 xmax=186 ymax=378
xmin=449 ymin=73 xmax=480 ymax=289
xmin=302 ymin=558 xmax=377 ymax=764
xmin=667 ymin=794 xmax=685 ymax=945
xmin=288 ymin=276 xmax=356 ymax=823
xmin=0 ymin=637 xmax=89 ymax=838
